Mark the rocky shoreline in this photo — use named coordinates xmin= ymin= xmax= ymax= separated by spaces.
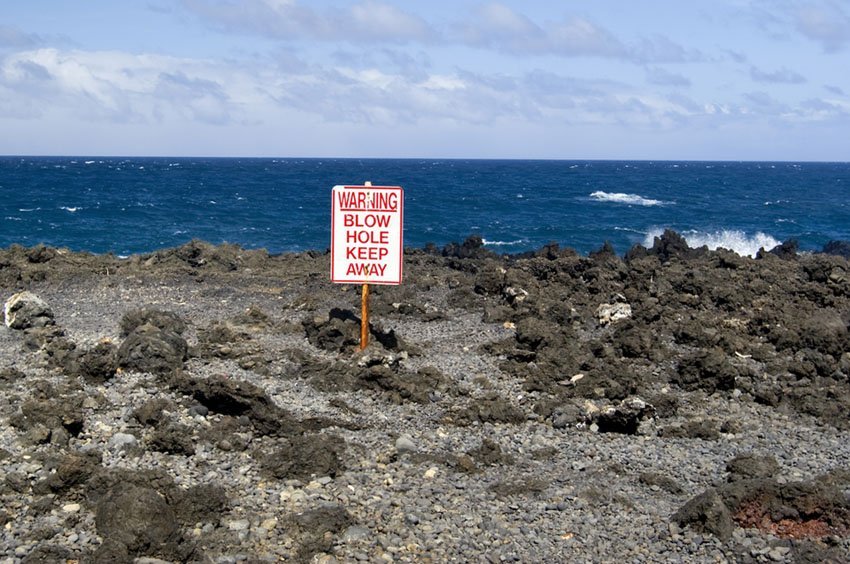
xmin=1 ymin=232 xmax=850 ymax=563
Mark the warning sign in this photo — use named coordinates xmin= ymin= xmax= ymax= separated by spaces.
xmin=331 ymin=184 xmax=403 ymax=285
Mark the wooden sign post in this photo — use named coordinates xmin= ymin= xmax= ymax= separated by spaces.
xmin=331 ymin=181 xmax=404 ymax=350
xmin=361 ymin=281 xmax=370 ymax=349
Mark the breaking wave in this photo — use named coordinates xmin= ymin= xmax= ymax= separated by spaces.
xmin=590 ymin=191 xmax=668 ymax=206
xmin=483 ymin=238 xmax=527 ymax=247
xmin=643 ymin=229 xmax=781 ymax=258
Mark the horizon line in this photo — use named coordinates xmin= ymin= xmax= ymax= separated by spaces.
xmin=2 ymin=154 xmax=849 ymax=164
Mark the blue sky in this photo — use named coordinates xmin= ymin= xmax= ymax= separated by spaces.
xmin=1 ymin=0 xmax=848 ymax=160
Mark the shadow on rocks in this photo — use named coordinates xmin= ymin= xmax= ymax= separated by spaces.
xmin=171 ymin=373 xmax=304 ymax=437
xmin=302 ymin=307 xmax=416 ymax=354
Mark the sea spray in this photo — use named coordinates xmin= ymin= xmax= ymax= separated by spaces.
xmin=643 ymin=229 xmax=781 ymax=258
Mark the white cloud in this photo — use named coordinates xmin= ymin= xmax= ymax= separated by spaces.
xmin=457 ymin=3 xmax=703 ymax=63
xmin=632 ymin=34 xmax=703 ymax=64
xmin=181 ymin=0 xmax=328 ymax=39
xmin=460 ymin=3 xmax=541 ymax=47
xmin=0 ymin=48 xmax=240 ymax=124
xmin=0 ymin=25 xmax=41 ymax=48
xmin=738 ymin=0 xmax=850 ymax=52
xmin=154 ymin=71 xmax=231 ymax=124
xmin=0 ymin=44 xmax=832 ymax=132
xmin=182 ymin=0 xmax=435 ymax=43
xmin=183 ymin=1 xmax=698 ymax=63
xmin=750 ymin=65 xmax=807 ymax=83
xmin=795 ymin=1 xmax=850 ymax=51
xmin=459 ymin=3 xmax=628 ymax=58
xmin=646 ymin=67 xmax=691 ymax=87
xmin=348 ymin=1 xmax=434 ymax=42
xmin=0 ymin=1 xmax=848 ymax=160
xmin=801 ymin=96 xmax=850 ymax=119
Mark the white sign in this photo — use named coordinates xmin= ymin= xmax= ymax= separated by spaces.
xmin=331 ymin=184 xmax=404 ymax=285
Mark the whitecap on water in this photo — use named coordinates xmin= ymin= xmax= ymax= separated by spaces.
xmin=483 ymin=238 xmax=526 ymax=246
xmin=643 ymin=228 xmax=780 ymax=258
xmin=589 ymin=191 xmax=668 ymax=206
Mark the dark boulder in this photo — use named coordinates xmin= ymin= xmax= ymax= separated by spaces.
xmin=672 ymin=489 xmax=734 ymax=540
xmin=74 ymin=341 xmax=118 ymax=383
xmin=258 ymin=433 xmax=346 ymax=481
xmin=766 ymin=238 xmax=799 ymax=260
xmin=94 ymin=483 xmax=180 ymax=557
xmin=648 ymin=230 xmax=705 ymax=262
xmin=822 ymin=240 xmax=850 ymax=259
xmin=172 ymin=374 xmax=302 ymax=437
xmin=119 ymin=308 xmax=187 ymax=337
xmin=117 ymin=323 xmax=187 ymax=375
xmin=442 ymin=234 xmax=496 ymax=260
xmin=595 ymin=397 xmax=654 ymax=435
xmin=671 ymin=348 xmax=737 ymax=394
xmin=726 ymin=453 xmax=779 ymax=482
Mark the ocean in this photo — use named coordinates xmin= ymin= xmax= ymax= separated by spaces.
xmin=1 ymin=157 xmax=848 ymax=257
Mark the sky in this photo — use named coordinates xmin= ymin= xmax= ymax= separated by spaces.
xmin=1 ymin=0 xmax=849 ymax=160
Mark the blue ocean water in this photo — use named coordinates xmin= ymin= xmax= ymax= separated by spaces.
xmin=1 ymin=157 xmax=848 ymax=257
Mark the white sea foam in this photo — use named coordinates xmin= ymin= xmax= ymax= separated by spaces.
xmin=60 ymin=206 xmax=81 ymax=213
xmin=643 ymin=229 xmax=781 ymax=258
xmin=84 ymin=160 xmax=95 ymax=165
xmin=483 ymin=238 xmax=526 ymax=246
xmin=590 ymin=191 xmax=667 ymax=206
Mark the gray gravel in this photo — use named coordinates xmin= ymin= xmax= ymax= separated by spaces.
xmin=1 ymin=247 xmax=849 ymax=563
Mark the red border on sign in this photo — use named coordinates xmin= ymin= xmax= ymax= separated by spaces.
xmin=331 ymin=185 xmax=404 ymax=285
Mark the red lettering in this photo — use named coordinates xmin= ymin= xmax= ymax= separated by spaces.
xmin=372 ymin=192 xmax=398 ymax=211
xmin=344 ymin=247 xmax=386 ymax=260
xmin=337 ymin=189 xmax=399 ymax=212
xmin=345 ymin=262 xmax=388 ymax=277
xmin=344 ymin=230 xmax=390 ymax=244
xmin=341 ymin=214 xmax=392 ymax=228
